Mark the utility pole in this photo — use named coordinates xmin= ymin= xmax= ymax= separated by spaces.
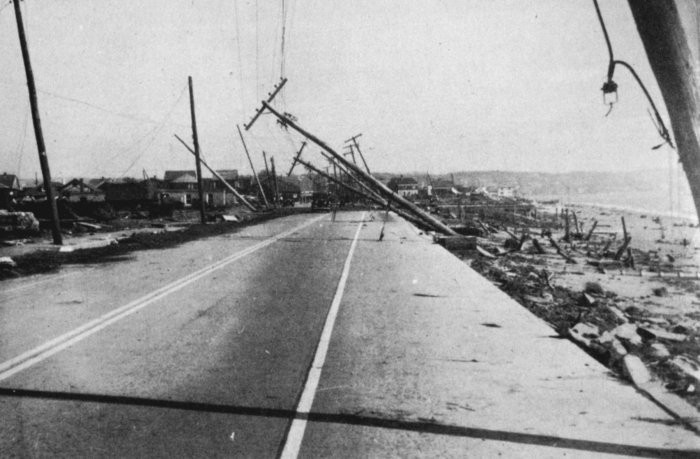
xmin=260 ymin=101 xmax=456 ymax=235
xmin=188 ymin=76 xmax=206 ymax=224
xmin=262 ymin=151 xmax=272 ymax=205
xmin=270 ymin=156 xmax=279 ymax=206
xmin=627 ymin=1 xmax=700 ymax=220
xmin=345 ymin=133 xmax=370 ymax=174
xmin=13 ymin=0 xmax=62 ymax=245
xmin=236 ymin=125 xmax=270 ymax=208
xmin=173 ymin=134 xmax=257 ymax=211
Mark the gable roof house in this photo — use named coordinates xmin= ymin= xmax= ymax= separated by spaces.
xmin=0 ymin=173 xmax=22 ymax=209
xmin=59 ymin=178 xmax=105 ymax=202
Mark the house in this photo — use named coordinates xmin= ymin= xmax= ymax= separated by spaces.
xmin=0 ymin=173 xmax=21 ymax=209
xmin=59 ymin=178 xmax=105 ymax=202
xmin=497 ymin=186 xmax=518 ymax=198
xmin=161 ymin=170 xmax=242 ymax=208
xmin=429 ymin=179 xmax=459 ymax=199
xmin=101 ymin=179 xmax=159 ymax=209
xmin=388 ymin=176 xmax=419 ymax=198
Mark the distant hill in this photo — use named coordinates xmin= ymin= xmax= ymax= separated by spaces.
xmin=375 ymin=169 xmax=681 ymax=197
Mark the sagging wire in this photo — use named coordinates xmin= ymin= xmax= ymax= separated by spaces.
xmin=593 ymin=0 xmax=674 ymax=149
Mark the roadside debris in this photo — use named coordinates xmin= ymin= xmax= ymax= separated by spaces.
xmin=432 ymin=196 xmax=700 ymax=411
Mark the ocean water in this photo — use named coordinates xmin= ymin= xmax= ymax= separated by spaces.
xmin=532 ymin=188 xmax=698 ymax=223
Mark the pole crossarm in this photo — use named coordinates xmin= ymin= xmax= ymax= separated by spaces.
xmin=244 ymin=77 xmax=288 ymax=131
xmin=345 ymin=133 xmax=370 ymax=173
xmin=260 ymin=101 xmax=456 ymax=235
xmin=174 ymin=135 xmax=257 ymax=211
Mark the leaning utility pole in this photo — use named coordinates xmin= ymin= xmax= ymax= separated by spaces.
xmin=627 ymin=1 xmax=700 ymax=220
xmin=13 ymin=0 xmax=62 ymax=245
xmin=260 ymin=101 xmax=457 ymax=235
xmin=173 ymin=134 xmax=257 ymax=211
xmin=188 ymin=76 xmax=206 ymax=224
xmin=236 ymin=125 xmax=270 ymax=208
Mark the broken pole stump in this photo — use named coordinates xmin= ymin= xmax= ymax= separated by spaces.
xmin=614 ymin=236 xmax=632 ymax=261
xmin=532 ymin=238 xmax=546 ymax=254
xmin=549 ymin=236 xmax=577 ymax=264
xmin=585 ymin=220 xmax=598 ymax=241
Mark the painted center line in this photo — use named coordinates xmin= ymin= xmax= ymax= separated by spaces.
xmin=280 ymin=212 xmax=365 ymax=459
xmin=0 ymin=215 xmax=325 ymax=383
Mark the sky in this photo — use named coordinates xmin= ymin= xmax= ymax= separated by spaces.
xmin=0 ymin=0 xmax=692 ymax=181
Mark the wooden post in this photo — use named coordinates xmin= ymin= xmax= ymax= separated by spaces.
xmin=188 ymin=77 xmax=206 ymax=224
xmin=173 ymin=135 xmax=257 ymax=211
xmin=260 ymin=101 xmax=457 ymax=235
xmin=621 ymin=216 xmax=628 ymax=241
xmin=236 ymin=125 xmax=270 ymax=208
xmin=572 ymin=211 xmax=580 ymax=234
xmin=13 ymin=0 xmax=62 ymax=245
xmin=627 ymin=1 xmax=700 ymax=220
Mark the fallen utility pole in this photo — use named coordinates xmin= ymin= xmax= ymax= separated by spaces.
xmin=13 ymin=0 xmax=62 ymax=245
xmin=320 ymin=151 xmax=388 ymax=207
xmin=174 ymin=135 xmax=257 ymax=211
xmin=287 ymin=142 xmax=307 ymax=176
xmin=236 ymin=125 xmax=270 ymax=208
xmin=260 ymin=101 xmax=456 ymax=235
xmin=296 ymin=157 xmax=423 ymax=227
xmin=188 ymin=76 xmax=206 ymax=224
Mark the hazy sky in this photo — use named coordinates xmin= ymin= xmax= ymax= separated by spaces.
xmin=0 ymin=0 xmax=688 ymax=180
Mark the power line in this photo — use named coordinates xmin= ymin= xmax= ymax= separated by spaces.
xmin=0 ymin=79 xmax=187 ymax=127
xmin=592 ymin=0 xmax=674 ymax=149
xmin=117 ymin=84 xmax=188 ymax=177
xmin=232 ymin=0 xmax=247 ymax=120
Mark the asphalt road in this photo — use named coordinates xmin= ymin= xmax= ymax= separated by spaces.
xmin=0 ymin=212 xmax=371 ymax=457
xmin=1 ymin=210 xmax=698 ymax=458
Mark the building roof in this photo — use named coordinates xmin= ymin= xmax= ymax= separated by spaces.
xmin=0 ymin=173 xmax=20 ymax=190
xmin=59 ymin=178 xmax=103 ymax=194
xmin=164 ymin=170 xmax=197 ymax=182
xmin=216 ymin=170 xmax=238 ymax=181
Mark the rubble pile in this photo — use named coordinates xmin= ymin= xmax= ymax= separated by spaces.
xmin=439 ymin=201 xmax=700 ymax=410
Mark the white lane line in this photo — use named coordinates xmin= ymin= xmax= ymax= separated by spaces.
xmin=0 ymin=215 xmax=325 ymax=383
xmin=280 ymin=212 xmax=365 ymax=459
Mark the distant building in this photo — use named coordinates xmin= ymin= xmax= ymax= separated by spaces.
xmin=497 ymin=186 xmax=517 ymax=198
xmin=388 ymin=176 xmax=419 ymax=198
xmin=161 ymin=170 xmax=241 ymax=208
xmin=0 ymin=173 xmax=21 ymax=209
xmin=59 ymin=179 xmax=105 ymax=202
